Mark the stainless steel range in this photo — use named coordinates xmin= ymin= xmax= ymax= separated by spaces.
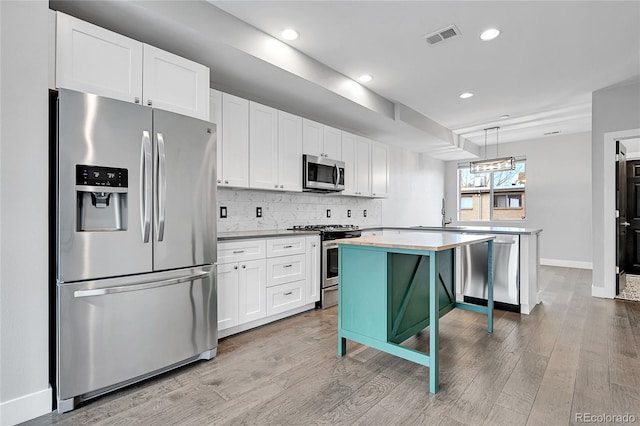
xmin=289 ymin=225 xmax=361 ymax=308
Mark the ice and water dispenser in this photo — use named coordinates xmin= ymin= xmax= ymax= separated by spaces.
xmin=75 ymin=165 xmax=128 ymax=231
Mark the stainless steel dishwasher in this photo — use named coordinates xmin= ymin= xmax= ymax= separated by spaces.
xmin=461 ymin=234 xmax=520 ymax=312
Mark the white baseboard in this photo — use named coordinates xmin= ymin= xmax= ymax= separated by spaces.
xmin=540 ymin=258 xmax=593 ymax=270
xmin=0 ymin=387 xmax=52 ymax=426
xmin=591 ymin=285 xmax=614 ymax=299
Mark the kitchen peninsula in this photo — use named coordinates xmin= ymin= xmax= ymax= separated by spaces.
xmin=361 ymin=226 xmax=543 ymax=314
xmin=337 ymin=232 xmax=495 ymax=393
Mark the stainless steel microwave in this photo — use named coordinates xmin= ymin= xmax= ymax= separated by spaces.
xmin=303 ymin=154 xmax=345 ymax=192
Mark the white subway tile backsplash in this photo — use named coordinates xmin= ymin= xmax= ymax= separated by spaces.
xmin=217 ymin=188 xmax=382 ymax=232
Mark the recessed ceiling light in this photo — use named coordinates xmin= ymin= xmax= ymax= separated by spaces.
xmin=480 ymin=28 xmax=500 ymax=41
xmin=459 ymin=92 xmax=474 ymax=99
xmin=500 ymin=115 xmax=510 ymax=119
xmin=281 ymin=29 xmax=299 ymax=41
xmin=358 ymin=74 xmax=373 ymax=83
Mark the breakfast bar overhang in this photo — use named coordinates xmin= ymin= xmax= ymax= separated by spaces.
xmin=337 ymin=232 xmax=495 ymax=393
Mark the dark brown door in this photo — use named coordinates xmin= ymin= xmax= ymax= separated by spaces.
xmin=625 ymin=159 xmax=640 ymax=277
xmin=617 ymin=141 xmax=627 ymax=294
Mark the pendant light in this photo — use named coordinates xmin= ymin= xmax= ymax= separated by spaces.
xmin=470 ymin=126 xmax=515 ymax=173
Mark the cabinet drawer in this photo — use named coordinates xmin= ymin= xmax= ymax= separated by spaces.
xmin=266 ymin=280 xmax=305 ymax=316
xmin=218 ymin=240 xmax=266 ymax=264
xmin=266 ymin=254 xmax=305 ymax=287
xmin=266 ymin=237 xmax=306 ymax=257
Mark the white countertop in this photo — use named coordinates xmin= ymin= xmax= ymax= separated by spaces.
xmin=336 ymin=232 xmax=495 ymax=252
xmin=218 ymin=229 xmax=319 ymax=240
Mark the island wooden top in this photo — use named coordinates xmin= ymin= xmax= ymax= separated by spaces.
xmin=336 ymin=232 xmax=495 ymax=252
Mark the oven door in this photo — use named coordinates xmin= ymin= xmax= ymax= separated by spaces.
xmin=322 ymin=241 xmax=339 ymax=289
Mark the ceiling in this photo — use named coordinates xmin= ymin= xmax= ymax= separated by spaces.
xmin=51 ymin=1 xmax=640 ymax=160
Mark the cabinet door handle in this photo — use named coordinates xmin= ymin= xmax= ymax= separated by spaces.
xmin=284 ymin=291 xmax=293 ymax=296
xmin=134 ymin=97 xmax=140 ymax=104
xmin=233 ymin=250 xmax=245 ymax=254
xmin=280 ymin=185 xmax=284 ymax=188
xmin=283 ymin=264 xmax=293 ymax=268
xmin=217 ymin=179 xmax=221 ymax=184
xmin=233 ymin=265 xmax=238 ymax=270
xmin=241 ymin=265 xmax=246 ymax=269
xmin=283 ymin=245 xmax=293 ymax=248
xmin=274 ymin=184 xmax=279 ymax=188
xmin=225 ymin=180 xmax=229 ymax=184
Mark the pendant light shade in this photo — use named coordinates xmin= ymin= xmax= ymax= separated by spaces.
xmin=470 ymin=127 xmax=516 ymax=173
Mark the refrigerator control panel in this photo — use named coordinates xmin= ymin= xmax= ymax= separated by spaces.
xmin=76 ymin=165 xmax=128 ymax=188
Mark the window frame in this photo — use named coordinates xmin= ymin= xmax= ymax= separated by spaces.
xmin=457 ymin=158 xmax=526 ymax=222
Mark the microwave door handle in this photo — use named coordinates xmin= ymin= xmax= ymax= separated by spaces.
xmin=156 ymin=133 xmax=167 ymax=241
xmin=333 ymin=163 xmax=339 ymax=186
xmin=140 ymin=131 xmax=152 ymax=243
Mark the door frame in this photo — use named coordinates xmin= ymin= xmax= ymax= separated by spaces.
xmin=596 ymin=128 xmax=640 ymax=299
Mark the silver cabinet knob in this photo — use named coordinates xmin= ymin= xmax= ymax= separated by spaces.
xmin=274 ymin=184 xmax=278 ymax=188
xmin=241 ymin=265 xmax=246 ymax=269
xmin=134 ymin=97 xmax=140 ymax=104
xmin=280 ymin=185 xmax=284 ymax=188
xmin=225 ymin=180 xmax=229 ymax=184
xmin=233 ymin=265 xmax=238 ymax=270
xmin=147 ymin=100 xmax=153 ymax=106
xmin=217 ymin=180 xmax=221 ymax=183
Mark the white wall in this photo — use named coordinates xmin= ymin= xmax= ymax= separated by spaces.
xmin=0 ymin=1 xmax=52 ymax=425
xmin=381 ymin=146 xmax=444 ymax=227
xmin=445 ymin=132 xmax=593 ymax=268
xmin=592 ymin=80 xmax=640 ymax=298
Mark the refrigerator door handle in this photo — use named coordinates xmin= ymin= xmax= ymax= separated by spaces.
xmin=156 ymin=132 xmax=167 ymax=241
xmin=73 ymin=270 xmax=211 ymax=298
xmin=140 ymin=131 xmax=152 ymax=243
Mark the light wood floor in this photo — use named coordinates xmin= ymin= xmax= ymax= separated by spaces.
xmin=26 ymin=266 xmax=640 ymax=425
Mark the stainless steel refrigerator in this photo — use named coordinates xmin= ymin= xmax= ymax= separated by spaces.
xmin=53 ymin=89 xmax=217 ymax=413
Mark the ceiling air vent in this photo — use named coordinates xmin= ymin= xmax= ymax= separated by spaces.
xmin=424 ymin=25 xmax=461 ymax=46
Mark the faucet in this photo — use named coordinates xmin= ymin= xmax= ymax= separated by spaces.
xmin=441 ymin=197 xmax=452 ymax=227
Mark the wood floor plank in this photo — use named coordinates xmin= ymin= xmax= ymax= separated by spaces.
xmin=494 ymin=350 xmax=549 ymax=416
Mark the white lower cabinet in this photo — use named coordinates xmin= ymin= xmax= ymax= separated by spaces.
xmin=266 ymin=280 xmax=306 ymax=316
xmin=305 ymin=235 xmax=320 ymax=304
xmin=217 ymin=235 xmax=318 ymax=337
xmin=238 ymin=259 xmax=267 ymax=324
xmin=217 ymin=263 xmax=239 ymax=331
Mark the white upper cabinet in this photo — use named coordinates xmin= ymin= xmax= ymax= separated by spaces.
xmin=302 ymin=119 xmax=324 ymax=157
xmin=341 ymin=132 xmax=371 ymax=197
xmin=249 ymin=103 xmax=302 ymax=192
xmin=323 ymin=126 xmax=342 ymax=160
xmin=249 ymin=102 xmax=279 ymax=190
xmin=302 ymin=120 xmax=342 ymax=160
xmin=56 ymin=12 xmax=209 ymax=120
xmin=278 ymin=111 xmax=303 ymax=192
xmin=371 ymin=141 xmax=389 ymax=198
xmin=355 ymin=137 xmax=372 ymax=197
xmin=210 ymin=89 xmax=223 ymax=183
xmin=341 ymin=132 xmax=357 ymax=195
xmin=220 ymin=93 xmax=250 ymax=188
xmin=56 ymin=12 xmax=143 ymax=104
xmin=142 ymin=44 xmax=209 ymax=120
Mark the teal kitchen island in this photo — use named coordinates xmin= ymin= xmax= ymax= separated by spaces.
xmin=338 ymin=232 xmax=495 ymax=393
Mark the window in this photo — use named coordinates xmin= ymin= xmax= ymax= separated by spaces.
xmin=458 ymin=160 xmax=526 ymax=221
xmin=460 ymin=196 xmax=474 ymax=209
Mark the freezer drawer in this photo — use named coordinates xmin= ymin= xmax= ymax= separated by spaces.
xmin=462 ymin=235 xmax=519 ymax=309
xmin=57 ymin=266 xmax=216 ymax=405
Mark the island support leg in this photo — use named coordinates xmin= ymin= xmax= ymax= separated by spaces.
xmin=338 ymin=336 xmax=347 ymax=356
xmin=429 ymin=253 xmax=439 ymax=393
